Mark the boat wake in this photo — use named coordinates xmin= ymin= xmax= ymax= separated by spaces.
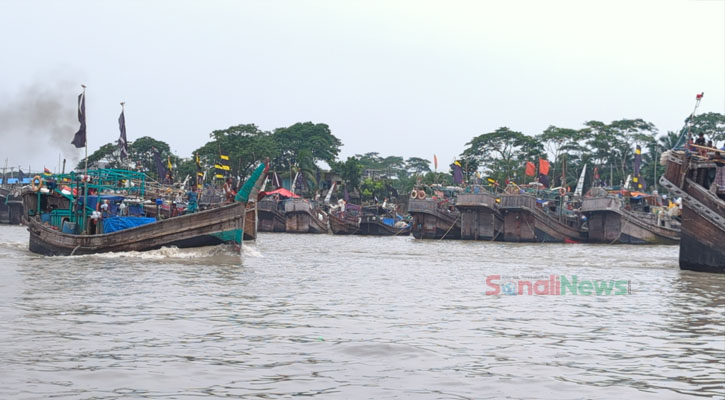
xmin=68 ymin=244 xmax=263 ymax=261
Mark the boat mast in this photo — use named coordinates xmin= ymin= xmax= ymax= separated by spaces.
xmin=82 ymin=84 xmax=89 ymax=234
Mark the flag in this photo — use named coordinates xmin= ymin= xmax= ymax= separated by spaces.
xmin=696 ymin=92 xmax=704 ymax=100
xmin=525 ymin=161 xmax=536 ymax=177
xmin=43 ymin=167 xmax=52 ymax=176
xmin=593 ymin=166 xmax=600 ymax=180
xmin=539 ymin=174 xmax=550 ymax=188
xmin=18 ymin=170 xmax=25 ymax=182
xmin=633 ymin=145 xmax=643 ymax=189
xmin=538 ymin=158 xmax=550 ymax=176
xmin=153 ymin=148 xmax=167 ymax=181
xmin=450 ymin=161 xmax=464 ymax=184
xmin=215 ymin=151 xmax=230 ymax=179
xmin=194 ymin=153 xmax=204 ymax=189
xmin=118 ymin=108 xmax=128 ymax=159
xmin=71 ymin=91 xmax=86 ymax=148
xmin=434 ymin=154 xmax=438 ymax=171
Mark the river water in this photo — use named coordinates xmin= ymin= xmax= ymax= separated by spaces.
xmin=0 ymin=224 xmax=723 ymax=399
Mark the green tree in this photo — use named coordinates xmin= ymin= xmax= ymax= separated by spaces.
xmin=272 ymin=122 xmax=342 ymax=171
xmin=460 ymin=127 xmax=543 ymax=184
xmin=690 ymin=112 xmax=725 ymax=144
xmin=330 ymin=156 xmax=363 ymax=191
xmin=406 ymin=157 xmax=431 ymax=175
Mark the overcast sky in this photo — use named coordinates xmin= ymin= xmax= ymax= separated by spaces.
xmin=1 ymin=0 xmax=723 ymax=172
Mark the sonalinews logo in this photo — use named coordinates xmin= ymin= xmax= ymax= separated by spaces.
xmin=485 ymin=275 xmax=631 ymax=296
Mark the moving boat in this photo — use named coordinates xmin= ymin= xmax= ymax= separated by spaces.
xmin=22 ymin=162 xmax=267 ymax=256
xmin=408 ymin=186 xmax=461 ymax=239
xmin=456 ymin=189 xmax=503 ymax=241
xmin=284 ymin=198 xmax=329 ymax=233
xmin=581 ymin=189 xmax=680 ymax=245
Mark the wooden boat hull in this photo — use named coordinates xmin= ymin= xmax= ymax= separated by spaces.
xmin=500 ymin=195 xmax=586 ymax=243
xmin=585 ymin=210 xmax=678 ymax=245
xmin=329 ymin=213 xmax=359 ymax=235
xmin=284 ymin=199 xmax=329 ymax=234
xmin=25 ymin=202 xmax=256 ymax=256
xmin=257 ymin=198 xmax=286 ymax=232
xmin=582 ymin=197 xmax=679 ymax=245
xmin=285 ymin=211 xmax=329 ymax=233
xmin=679 ymin=204 xmax=725 ymax=273
xmin=1 ymin=191 xmax=23 ymax=225
xmin=456 ymin=193 xmax=503 ymax=240
xmin=258 ymin=209 xmax=286 ymax=232
xmin=660 ymin=153 xmax=725 ymax=272
xmin=358 ymin=219 xmax=411 ymax=236
xmin=408 ymin=198 xmax=460 ymax=239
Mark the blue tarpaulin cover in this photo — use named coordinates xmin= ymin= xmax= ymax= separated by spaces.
xmin=103 ymin=216 xmax=156 ymax=234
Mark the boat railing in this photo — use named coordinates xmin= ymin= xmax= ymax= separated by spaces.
xmin=581 ymin=196 xmax=621 ymax=212
xmin=499 ymin=194 xmax=537 ymax=210
xmin=456 ymin=192 xmax=497 ymax=208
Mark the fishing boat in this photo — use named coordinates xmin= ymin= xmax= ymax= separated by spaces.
xmin=284 ymin=198 xmax=329 ymax=233
xmin=329 ymin=202 xmax=361 ymax=235
xmin=657 ymin=94 xmax=725 ymax=272
xmin=581 ymin=189 xmax=679 ymax=245
xmin=407 ymin=186 xmax=461 ymax=239
xmin=499 ymin=186 xmax=587 ymax=243
xmin=0 ymin=187 xmax=24 ymax=225
xmin=456 ymin=189 xmax=503 ymax=240
xmin=258 ymin=188 xmax=297 ymax=232
xmin=660 ymin=149 xmax=724 ymax=272
xmin=22 ymin=162 xmax=267 ymax=256
xmin=357 ymin=204 xmax=411 ymax=236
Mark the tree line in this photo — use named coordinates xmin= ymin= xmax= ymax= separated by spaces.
xmin=80 ymin=112 xmax=724 ymax=199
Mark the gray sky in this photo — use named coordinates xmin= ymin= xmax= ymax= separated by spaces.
xmin=1 ymin=0 xmax=723 ymax=172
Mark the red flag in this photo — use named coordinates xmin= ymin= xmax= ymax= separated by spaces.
xmin=525 ymin=161 xmax=536 ymax=177
xmin=538 ymin=158 xmax=550 ymax=175
xmin=433 ymin=154 xmax=438 ymax=171
xmin=696 ymin=92 xmax=704 ymax=100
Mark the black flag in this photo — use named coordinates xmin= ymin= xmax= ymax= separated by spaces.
xmin=71 ymin=91 xmax=86 ymax=148
xmin=118 ymin=108 xmax=128 ymax=159
xmin=153 ymin=148 xmax=167 ymax=181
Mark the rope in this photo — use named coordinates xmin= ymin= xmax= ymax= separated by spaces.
xmin=439 ymin=214 xmax=460 ymax=240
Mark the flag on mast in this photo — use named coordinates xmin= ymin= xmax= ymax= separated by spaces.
xmin=118 ymin=104 xmax=128 ymax=159
xmin=71 ymin=91 xmax=86 ymax=148
xmin=433 ymin=154 xmax=438 ymax=171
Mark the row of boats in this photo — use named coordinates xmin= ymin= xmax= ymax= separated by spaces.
xmin=0 ymin=148 xmax=722 ymax=273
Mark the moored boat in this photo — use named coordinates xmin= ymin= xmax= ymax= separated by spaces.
xmin=258 ymin=188 xmax=297 ymax=232
xmin=408 ymin=186 xmax=460 ymax=239
xmin=0 ymin=187 xmax=23 ymax=225
xmin=357 ymin=205 xmax=411 ymax=236
xmin=456 ymin=190 xmax=503 ymax=240
xmin=581 ymin=191 xmax=679 ymax=245
xmin=499 ymin=189 xmax=587 ymax=243
xmin=329 ymin=203 xmax=361 ymax=235
xmin=284 ymin=198 xmax=329 ymax=233
xmin=660 ymin=148 xmax=725 ymax=272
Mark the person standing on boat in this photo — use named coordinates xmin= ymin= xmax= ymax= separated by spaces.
xmin=695 ymin=132 xmax=706 ymax=146
xmin=224 ymin=178 xmax=236 ymax=203
xmin=186 ymin=186 xmax=198 ymax=214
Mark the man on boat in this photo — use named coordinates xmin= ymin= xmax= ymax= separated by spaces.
xmin=695 ymin=132 xmax=706 ymax=146
xmin=224 ymin=178 xmax=236 ymax=203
